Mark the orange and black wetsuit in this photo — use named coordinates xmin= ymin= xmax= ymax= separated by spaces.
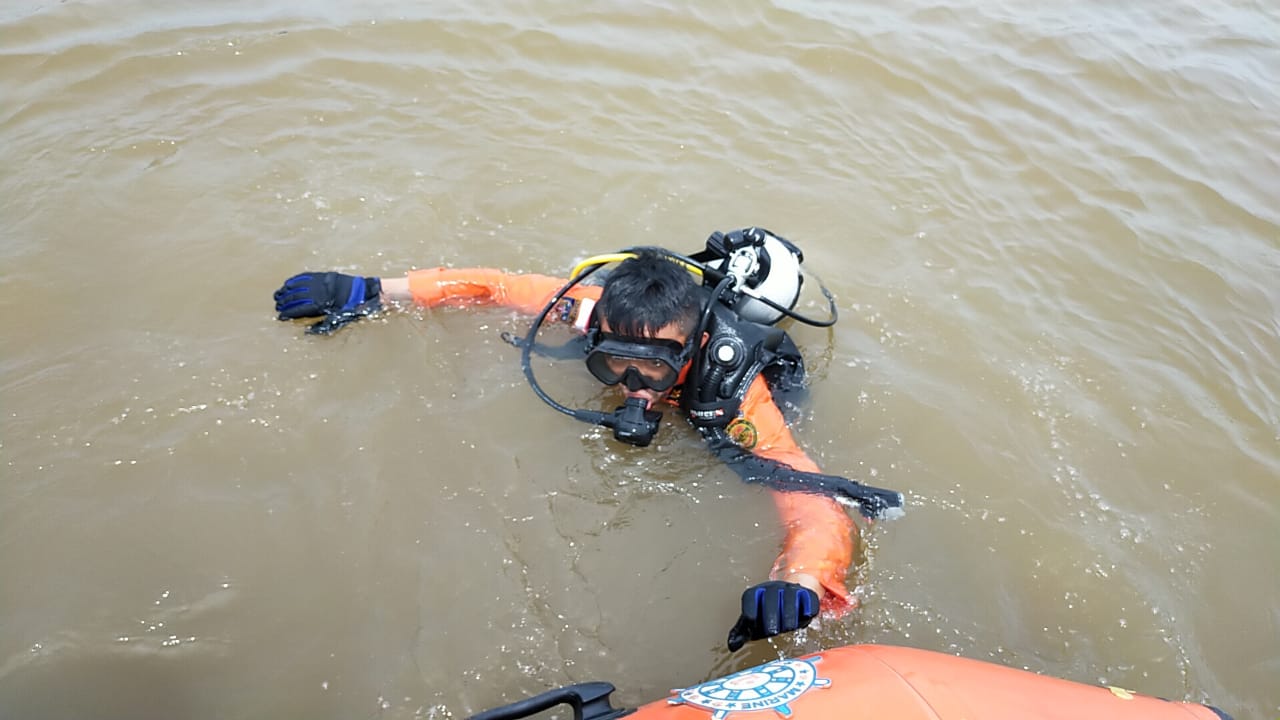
xmin=406 ymin=267 xmax=858 ymax=614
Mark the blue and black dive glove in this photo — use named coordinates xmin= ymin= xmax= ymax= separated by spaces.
xmin=726 ymin=580 xmax=820 ymax=652
xmin=273 ymin=271 xmax=382 ymax=335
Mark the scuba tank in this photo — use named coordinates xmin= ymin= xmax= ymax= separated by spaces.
xmin=694 ymin=227 xmax=807 ymax=325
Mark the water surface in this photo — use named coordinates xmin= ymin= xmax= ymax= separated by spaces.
xmin=2 ymin=1 xmax=1277 ymax=718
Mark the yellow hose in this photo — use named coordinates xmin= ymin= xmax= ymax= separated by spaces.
xmin=570 ymin=251 xmax=705 ymax=281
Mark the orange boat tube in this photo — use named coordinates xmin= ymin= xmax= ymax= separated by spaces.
xmin=470 ymin=644 xmax=1231 ymax=720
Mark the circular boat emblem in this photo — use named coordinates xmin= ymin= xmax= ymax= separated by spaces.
xmin=668 ymin=655 xmax=831 ymax=720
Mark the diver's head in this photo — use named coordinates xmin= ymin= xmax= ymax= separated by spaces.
xmin=587 ymin=250 xmax=703 ymax=409
xmin=594 ymin=249 xmax=702 ymax=338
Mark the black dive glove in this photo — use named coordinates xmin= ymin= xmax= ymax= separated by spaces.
xmin=273 ymin=271 xmax=382 ymax=335
xmin=726 ymin=580 xmax=820 ymax=652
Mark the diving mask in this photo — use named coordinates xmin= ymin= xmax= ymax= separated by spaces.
xmin=584 ymin=331 xmax=692 ymax=392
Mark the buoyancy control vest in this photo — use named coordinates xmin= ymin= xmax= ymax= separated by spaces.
xmin=681 ymin=298 xmax=806 ymax=429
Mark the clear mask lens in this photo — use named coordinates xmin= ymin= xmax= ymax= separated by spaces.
xmin=585 ymin=333 xmax=688 ymax=392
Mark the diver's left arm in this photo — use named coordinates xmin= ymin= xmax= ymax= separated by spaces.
xmin=721 ymin=376 xmax=859 ymax=651
xmin=736 ymin=375 xmax=859 ymax=614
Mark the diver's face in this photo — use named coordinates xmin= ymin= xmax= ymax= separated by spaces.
xmin=596 ymin=319 xmax=691 ymax=409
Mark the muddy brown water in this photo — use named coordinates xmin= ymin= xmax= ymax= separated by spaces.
xmin=2 ymin=2 xmax=1277 ymax=718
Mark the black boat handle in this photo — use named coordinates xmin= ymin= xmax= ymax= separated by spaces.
xmin=468 ymin=682 xmax=629 ymax=720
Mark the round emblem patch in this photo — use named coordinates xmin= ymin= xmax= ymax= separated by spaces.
xmin=726 ymin=418 xmax=758 ymax=449
xmin=668 ymin=655 xmax=830 ymax=720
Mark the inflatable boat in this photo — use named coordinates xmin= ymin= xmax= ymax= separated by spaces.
xmin=469 ymin=644 xmax=1231 ymax=720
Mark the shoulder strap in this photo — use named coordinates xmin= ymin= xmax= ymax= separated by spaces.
xmin=682 ymin=304 xmax=804 ymax=428
xmin=698 ymin=426 xmax=903 ymax=519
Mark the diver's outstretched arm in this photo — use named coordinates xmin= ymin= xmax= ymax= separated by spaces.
xmin=273 ymin=267 xmax=599 ymax=335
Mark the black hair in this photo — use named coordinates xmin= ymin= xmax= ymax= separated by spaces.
xmin=594 ymin=249 xmax=703 ymax=338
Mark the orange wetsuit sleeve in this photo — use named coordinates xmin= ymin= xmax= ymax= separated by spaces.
xmin=738 ymin=375 xmax=858 ymax=615
xmin=406 ymin=267 xmax=602 ymax=316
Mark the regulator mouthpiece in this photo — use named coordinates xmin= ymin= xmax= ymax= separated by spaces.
xmin=604 ymin=397 xmax=662 ymax=447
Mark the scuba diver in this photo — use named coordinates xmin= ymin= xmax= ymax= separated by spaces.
xmin=272 ymin=227 xmax=903 ymax=652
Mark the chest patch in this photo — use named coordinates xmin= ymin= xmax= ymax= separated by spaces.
xmin=726 ymin=417 xmax=758 ymax=449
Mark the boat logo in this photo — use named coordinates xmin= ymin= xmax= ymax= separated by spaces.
xmin=668 ymin=655 xmax=831 ymax=720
